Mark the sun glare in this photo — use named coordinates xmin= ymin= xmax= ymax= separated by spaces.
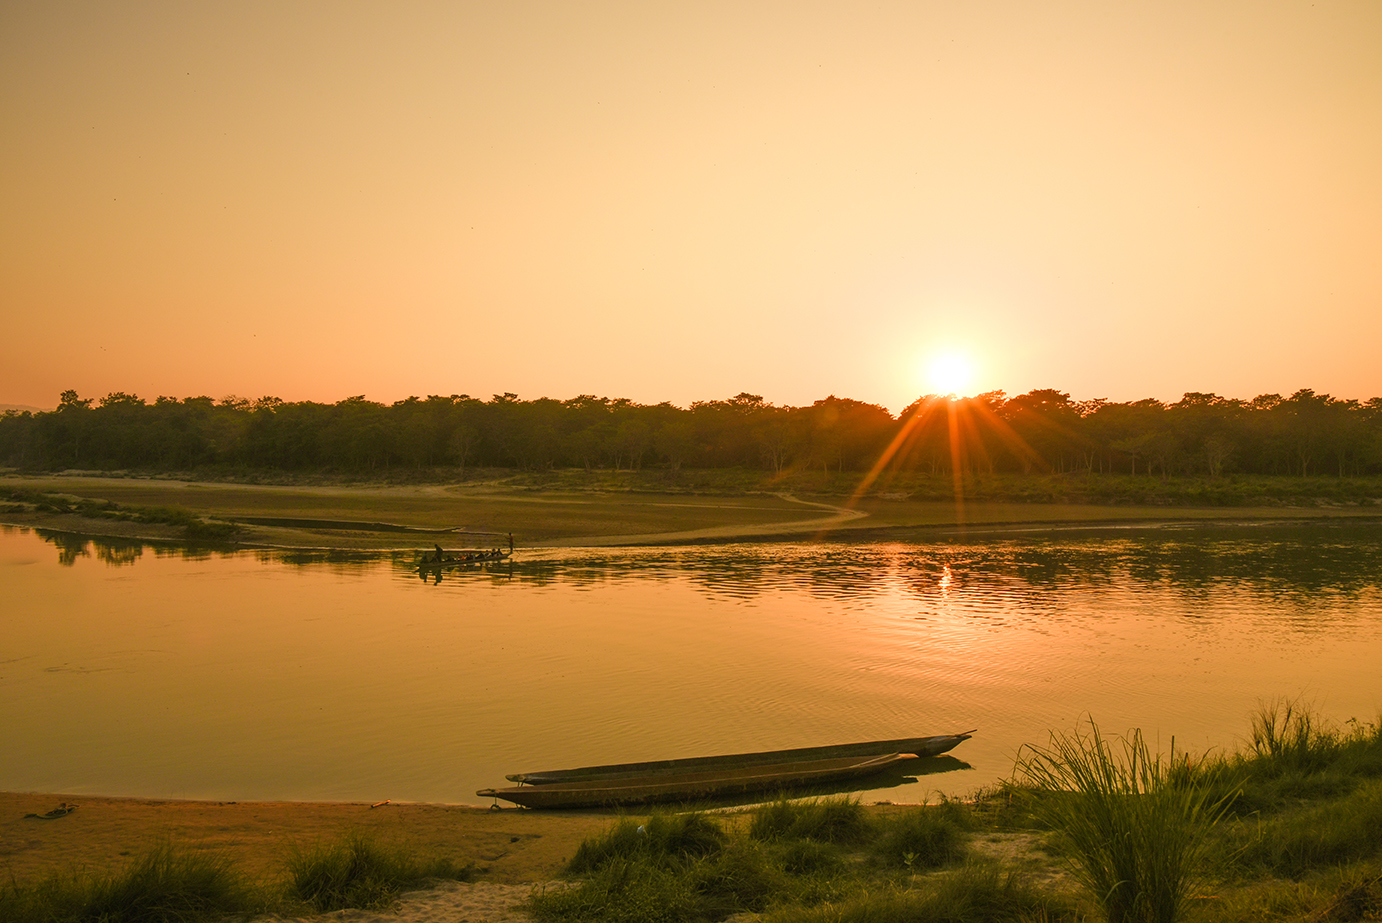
xmin=925 ymin=352 xmax=975 ymax=397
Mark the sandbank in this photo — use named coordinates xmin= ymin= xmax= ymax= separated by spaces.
xmin=5 ymin=472 xmax=1375 ymax=551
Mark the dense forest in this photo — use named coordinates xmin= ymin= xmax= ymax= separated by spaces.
xmin=2 ymin=387 xmax=1381 ymax=480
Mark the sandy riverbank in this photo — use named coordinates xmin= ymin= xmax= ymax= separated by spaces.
xmin=5 ymin=472 xmax=1372 ymax=551
xmin=4 ymin=792 xmax=1004 ymax=922
xmin=1 ymin=791 xmax=617 ymax=921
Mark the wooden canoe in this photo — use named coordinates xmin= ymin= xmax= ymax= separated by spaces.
xmin=477 ymin=753 xmax=919 ymax=809
xmin=505 ymin=731 xmax=974 ymax=785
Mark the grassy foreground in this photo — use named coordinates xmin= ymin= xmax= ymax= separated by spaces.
xmin=6 ymin=703 xmax=1382 ymax=923
xmin=524 ymin=702 xmax=1382 ymax=923
xmin=0 ymin=831 xmax=473 ymax=923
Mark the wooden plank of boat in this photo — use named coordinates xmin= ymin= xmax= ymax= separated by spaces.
xmin=506 ymin=731 xmax=974 ymax=785
xmin=478 ymin=753 xmax=918 ymax=809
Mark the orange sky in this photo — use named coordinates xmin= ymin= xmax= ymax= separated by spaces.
xmin=3 ymin=1 xmax=1379 ymax=413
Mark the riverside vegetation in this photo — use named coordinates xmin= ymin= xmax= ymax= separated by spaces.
xmin=5 ymin=702 xmax=1381 ymax=923
xmin=4 ymin=387 xmax=1381 ymax=481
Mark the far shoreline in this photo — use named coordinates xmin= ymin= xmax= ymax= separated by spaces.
xmin=4 ymin=470 xmax=1380 ymax=552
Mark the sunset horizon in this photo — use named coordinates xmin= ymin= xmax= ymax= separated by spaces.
xmin=4 ymin=6 xmax=1382 ymax=916
xmin=4 ymin=2 xmax=1379 ymax=415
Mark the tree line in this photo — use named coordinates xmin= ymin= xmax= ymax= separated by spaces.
xmin=2 ymin=387 xmax=1381 ymax=479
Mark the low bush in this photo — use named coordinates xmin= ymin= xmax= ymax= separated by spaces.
xmin=688 ymin=839 xmax=786 ymax=916
xmin=566 ymin=812 xmax=727 ymax=875
xmin=749 ymin=796 xmax=874 ymax=845
xmin=871 ymin=805 xmax=969 ymax=870
xmin=0 ymin=842 xmax=254 ymax=923
xmin=285 ymin=830 xmax=472 ymax=912
xmin=530 ymin=857 xmax=699 ymax=923
xmin=1236 ymin=778 xmax=1382 ymax=877
xmin=764 ymin=862 xmax=1070 ymax=923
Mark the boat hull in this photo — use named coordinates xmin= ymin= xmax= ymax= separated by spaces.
xmin=478 ymin=753 xmax=919 ymax=809
xmin=505 ymin=732 xmax=974 ymax=786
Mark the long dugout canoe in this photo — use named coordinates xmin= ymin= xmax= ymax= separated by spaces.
xmin=478 ymin=753 xmax=919 ymax=809
xmin=505 ymin=731 xmax=975 ymax=786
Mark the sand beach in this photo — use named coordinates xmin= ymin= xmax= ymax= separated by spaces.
xmin=2 ymin=791 xmax=613 ymax=921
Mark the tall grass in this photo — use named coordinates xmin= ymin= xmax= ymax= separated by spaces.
xmin=1249 ymin=697 xmax=1339 ymax=773
xmin=1207 ymin=700 xmax=1382 ymax=815
xmin=1014 ymin=721 xmax=1232 ymax=923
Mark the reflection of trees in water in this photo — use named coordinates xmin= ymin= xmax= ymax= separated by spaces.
xmin=39 ymin=530 xmax=91 ymax=566
xmin=994 ymin=524 xmax=1382 ymax=599
xmin=270 ymin=550 xmax=379 ymax=570
xmin=36 ymin=530 xmax=144 ymax=566
xmin=29 ymin=523 xmax=1382 ymax=607
xmin=95 ymin=540 xmax=143 ymax=566
xmin=38 ymin=530 xmax=221 ymax=565
xmin=505 ymin=525 xmax=1382 ymax=612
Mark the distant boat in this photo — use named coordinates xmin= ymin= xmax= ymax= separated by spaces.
xmin=416 ymin=548 xmax=511 ymax=569
xmin=416 ymin=532 xmax=515 ymax=569
xmin=477 ymin=752 xmax=921 ymax=809
xmin=505 ymin=732 xmax=974 ymax=786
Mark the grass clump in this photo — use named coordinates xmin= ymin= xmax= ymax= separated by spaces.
xmin=749 ymin=796 xmax=875 ymax=845
xmin=871 ymin=804 xmax=970 ymax=870
xmin=764 ymin=861 xmax=1072 ymax=923
xmin=566 ymin=812 xmax=728 ymax=875
xmin=285 ymin=830 xmax=472 ymax=912
xmin=530 ymin=858 xmax=701 ymax=923
xmin=536 ymin=800 xmax=984 ymax=923
xmin=1014 ymin=721 xmax=1232 ymax=923
xmin=0 ymin=842 xmax=254 ymax=923
xmin=688 ymin=839 xmax=787 ymax=917
xmin=1234 ymin=777 xmax=1382 ymax=876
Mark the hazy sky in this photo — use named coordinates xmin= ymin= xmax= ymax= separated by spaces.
xmin=4 ymin=1 xmax=1379 ymax=413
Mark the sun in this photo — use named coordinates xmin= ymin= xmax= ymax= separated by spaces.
xmin=925 ymin=351 xmax=975 ymax=397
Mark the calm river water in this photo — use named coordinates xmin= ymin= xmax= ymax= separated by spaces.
xmin=4 ymin=521 xmax=1381 ymax=806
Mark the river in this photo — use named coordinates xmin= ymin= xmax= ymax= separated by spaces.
xmin=3 ymin=521 xmax=1380 ymax=805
